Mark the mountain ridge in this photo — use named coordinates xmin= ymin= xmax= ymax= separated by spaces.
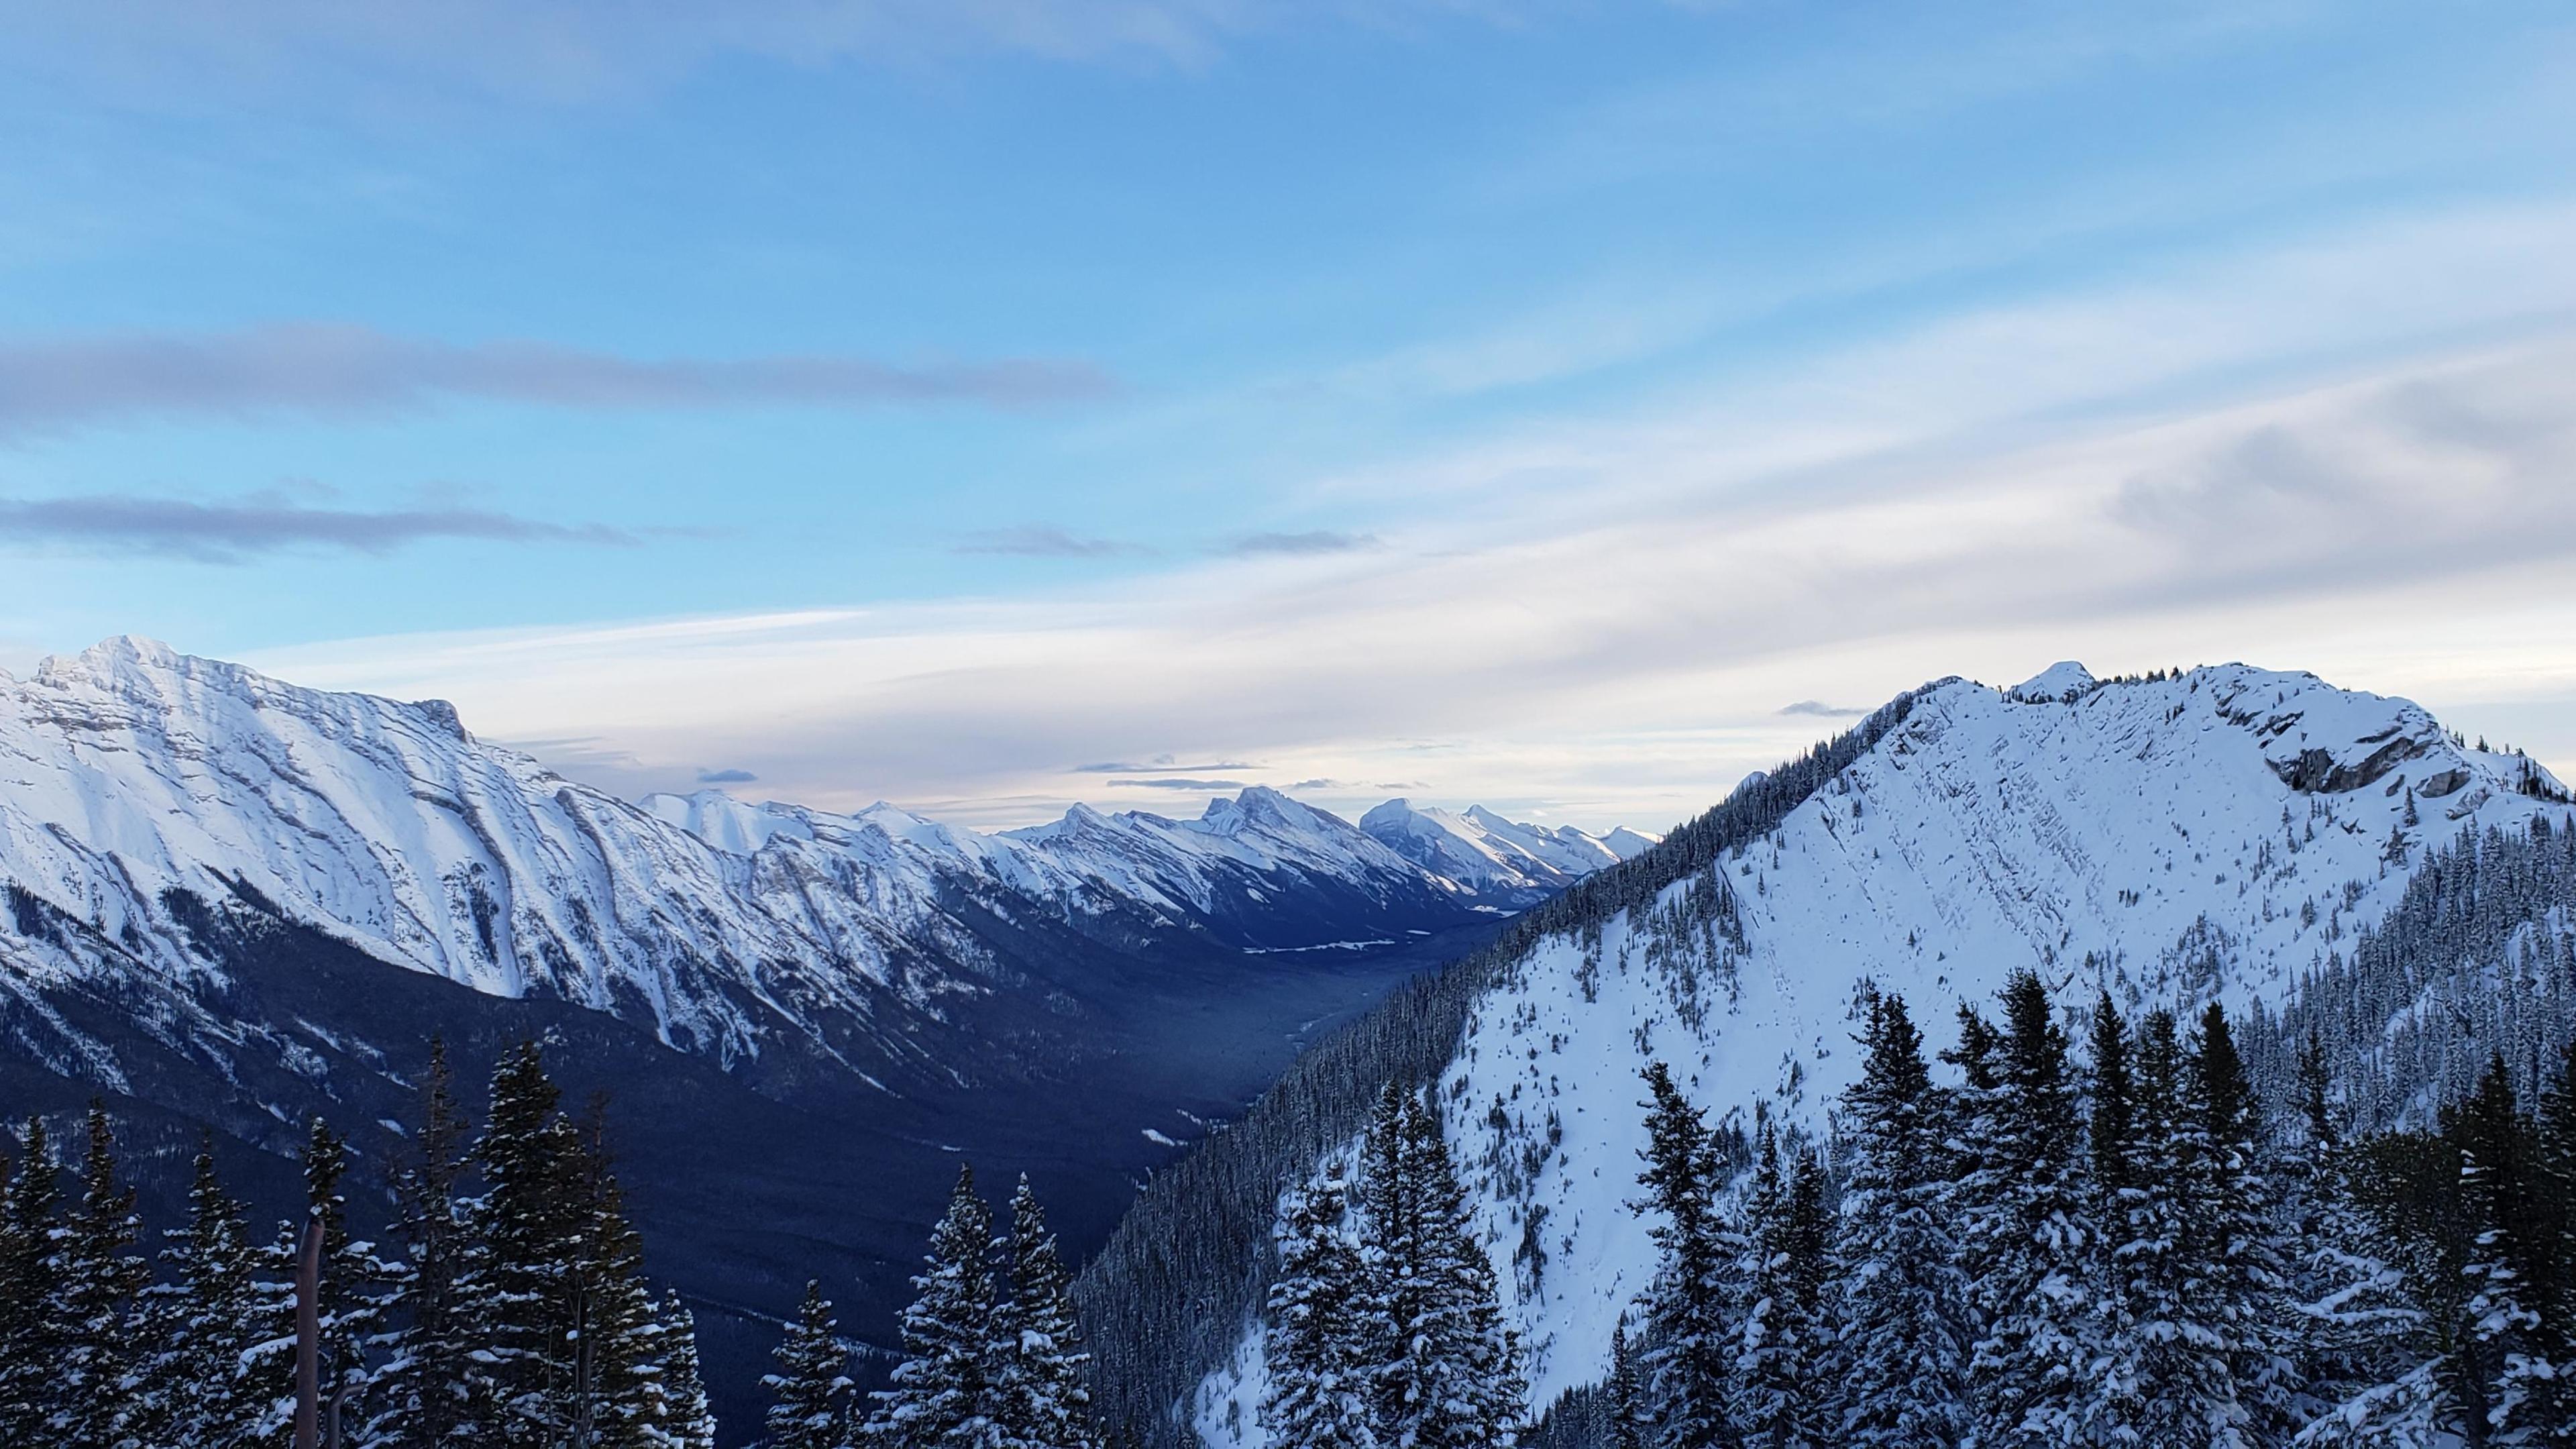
xmin=1059 ymin=661 xmax=2575 ymax=1448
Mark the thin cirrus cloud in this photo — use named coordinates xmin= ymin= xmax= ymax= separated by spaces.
xmin=951 ymin=525 xmax=1151 ymax=559
xmin=1074 ymin=756 xmax=1260 ymax=773
xmin=1223 ymin=530 xmax=1379 ymax=557
xmin=7 ymin=0 xmax=1503 ymax=106
xmin=0 ymin=490 xmax=641 ymax=563
xmin=1108 ymin=777 xmax=1250 ymax=791
xmin=694 ymin=767 xmax=757 ymax=784
xmin=1778 ymin=700 xmax=1867 ymax=718
xmin=0 ymin=324 xmax=1116 ymax=437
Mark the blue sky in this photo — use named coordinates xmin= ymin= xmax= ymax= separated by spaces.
xmin=5 ymin=1 xmax=2575 ymax=827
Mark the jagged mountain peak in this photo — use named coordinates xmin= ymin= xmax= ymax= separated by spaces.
xmin=1356 ymin=796 xmax=1646 ymax=906
xmin=2004 ymin=659 xmax=2098 ymax=701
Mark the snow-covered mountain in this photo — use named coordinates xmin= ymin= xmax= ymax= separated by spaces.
xmin=0 ymin=636 xmax=1650 ymax=1430
xmin=0 ymin=637 xmax=1638 ymax=1095
xmin=1104 ymin=663 xmax=2575 ymax=1448
xmin=1358 ymin=800 xmax=1657 ymax=907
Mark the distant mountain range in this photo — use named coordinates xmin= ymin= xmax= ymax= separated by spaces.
xmin=0 ymin=635 xmax=1652 ymax=1432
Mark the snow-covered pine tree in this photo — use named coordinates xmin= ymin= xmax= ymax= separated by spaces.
xmin=1635 ymin=1061 xmax=1736 ymax=1449
xmin=1762 ymin=1140 xmax=1831 ymax=1448
xmin=869 ymin=1164 xmax=1004 ymax=1449
xmin=1735 ymin=1124 xmax=1829 ymax=1449
xmin=2290 ymin=1044 xmax=2443 ymax=1448
xmin=2538 ymin=1034 xmax=2576 ymax=1426
xmin=1829 ymin=990 xmax=1970 ymax=1449
xmin=652 ymin=1291 xmax=720 ymax=1449
xmin=2098 ymin=1008 xmax=2199 ymax=1444
xmin=1000 ymin=1175 xmax=1101 ymax=1449
xmin=2182 ymin=1002 xmax=2298 ymax=1445
xmin=374 ymin=1036 xmax=482 ymax=1449
xmin=1358 ymin=1085 xmax=1422 ymax=1445
xmin=286 ymin=1117 xmax=391 ymax=1440
xmin=1949 ymin=972 xmax=2098 ymax=1449
xmin=464 ymin=1040 xmax=594 ymax=1446
xmin=2453 ymin=1057 xmax=2559 ymax=1444
xmin=765 ymin=1281 xmax=853 ymax=1449
xmin=1262 ymin=1173 xmax=1378 ymax=1449
xmin=570 ymin=1099 xmax=676 ymax=1449
xmin=1396 ymin=1094 xmax=1525 ymax=1449
xmin=58 ymin=1101 xmax=150 ymax=1447
xmin=0 ymin=1117 xmax=65 ymax=1444
xmin=1607 ymin=1318 xmax=1645 ymax=1449
xmin=136 ymin=1140 xmax=268 ymax=1449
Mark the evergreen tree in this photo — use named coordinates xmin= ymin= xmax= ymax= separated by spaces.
xmin=376 ymin=1037 xmax=480 ymax=1448
xmin=572 ymin=1100 xmax=675 ymax=1449
xmin=1735 ymin=1130 xmax=1829 ymax=1449
xmin=2453 ymin=1058 xmax=2559 ymax=1444
xmin=870 ymin=1165 xmax=1003 ymax=1449
xmin=1000 ymin=1175 xmax=1100 ymax=1449
xmin=2088 ymin=994 xmax=2137 ymax=1207
xmin=2100 ymin=1009 xmax=2200 ymax=1444
xmin=765 ymin=1281 xmax=853 ymax=1449
xmin=1358 ymin=1085 xmax=1426 ymax=1444
xmin=1635 ymin=1063 xmax=1735 ymax=1449
xmin=1262 ymin=1173 xmax=1377 ymax=1449
xmin=466 ymin=1040 xmax=592 ymax=1445
xmin=1949 ymin=973 xmax=2097 ymax=1448
xmin=58 ymin=1101 xmax=150 ymax=1447
xmin=1830 ymin=991 xmax=1971 ymax=1449
xmin=0 ymin=1118 xmax=66 ymax=1444
xmin=138 ymin=1140 xmax=266 ymax=1449
xmin=2183 ymin=1003 xmax=2297 ymax=1445
xmin=652 ymin=1292 xmax=720 ymax=1449
xmin=278 ymin=1117 xmax=390 ymax=1441
xmin=2292 ymin=1108 xmax=2440 ymax=1446
xmin=1394 ymin=1095 xmax=1525 ymax=1449
xmin=1606 ymin=1318 xmax=1645 ymax=1449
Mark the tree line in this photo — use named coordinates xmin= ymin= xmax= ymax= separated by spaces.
xmin=1075 ymin=687 xmax=1935 ymax=1445
xmin=1258 ymin=1085 xmax=1528 ymax=1449
xmin=1577 ymin=973 xmax=2576 ymax=1449
xmin=0 ymin=1038 xmax=717 ymax=1447
xmin=760 ymin=1164 xmax=1104 ymax=1449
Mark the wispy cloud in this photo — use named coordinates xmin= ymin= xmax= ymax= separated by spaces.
xmin=0 ymin=490 xmax=641 ymax=562
xmin=0 ymin=325 xmax=1114 ymax=437
xmin=1778 ymin=700 xmax=1866 ymax=718
xmin=1075 ymin=755 xmax=1259 ymax=773
xmin=8 ymin=1 xmax=1517 ymax=107
xmin=242 ymin=205 xmax=2576 ymax=828
xmin=953 ymin=525 xmax=1150 ymax=559
xmin=1223 ymin=530 xmax=1379 ymax=557
xmin=1108 ymin=777 xmax=1249 ymax=791
xmin=695 ymin=767 xmax=757 ymax=784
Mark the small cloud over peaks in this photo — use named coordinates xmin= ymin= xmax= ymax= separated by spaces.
xmin=696 ymin=767 xmax=757 ymax=784
xmin=1779 ymin=700 xmax=1868 ymax=718
xmin=1108 ymin=777 xmax=1250 ymax=790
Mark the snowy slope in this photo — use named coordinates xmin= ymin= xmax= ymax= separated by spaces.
xmin=1189 ymin=664 xmax=2574 ymax=1445
xmin=0 ymin=637 xmax=814 ymax=1064
xmin=1358 ymin=800 xmax=1654 ymax=906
